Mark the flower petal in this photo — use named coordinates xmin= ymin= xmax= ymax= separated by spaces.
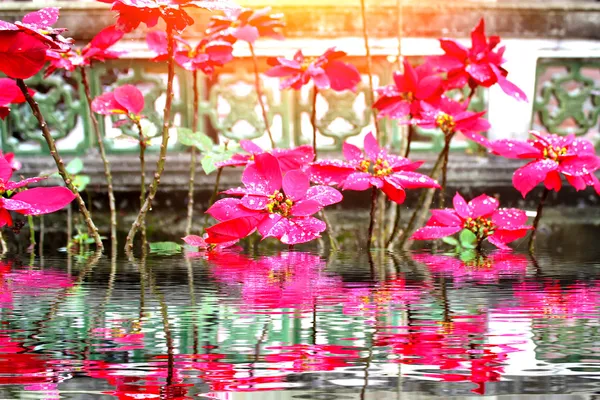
xmin=387 ymin=171 xmax=440 ymax=189
xmin=430 ymin=209 xmax=462 ymax=226
xmin=513 ymin=159 xmax=558 ymax=198
xmin=468 ymin=194 xmax=499 ymax=218
xmin=10 ymin=187 xmax=75 ymax=215
xmin=303 ymin=185 xmax=343 ymax=206
xmin=452 ymin=192 xmax=471 ymax=219
xmin=182 ymin=235 xmax=207 ymax=248
xmin=544 ymin=170 xmax=562 ymax=192
xmin=205 ymin=216 xmax=262 ymax=243
xmin=114 ymin=85 xmax=144 ymax=115
xmin=492 ymin=208 xmax=528 ymax=229
xmin=308 ymin=160 xmax=354 ymax=186
xmin=0 ymin=154 xmax=13 ymax=182
xmin=341 ymin=172 xmax=374 ymax=191
xmin=282 ymin=170 xmax=310 ymax=201
xmin=363 ymin=132 xmax=380 ymax=160
xmin=241 ymin=195 xmax=270 ymax=210
xmin=258 ymin=213 xmax=283 ymax=238
xmin=242 ymin=153 xmax=282 ymax=195
xmin=0 ymin=31 xmax=49 ymax=79
xmin=206 ymin=198 xmax=256 ymax=221
xmin=324 ymin=60 xmax=361 ymax=91
xmin=381 ymin=178 xmax=406 ymax=204
xmin=343 ymin=142 xmax=363 ymax=162
xmin=291 ymin=200 xmax=322 ymax=216
xmin=490 ymin=139 xmax=540 ymax=159
xmin=278 ymin=217 xmax=326 ymax=245
xmin=240 ymin=139 xmax=263 ymax=153
xmin=489 ymin=228 xmax=531 ymax=248
xmin=273 ymin=145 xmax=314 ymax=172
xmin=559 ymin=155 xmax=600 ymax=177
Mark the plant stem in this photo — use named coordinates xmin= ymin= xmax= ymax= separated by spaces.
xmin=386 ymin=203 xmax=402 ymax=248
xmin=209 ymin=167 xmax=223 ymax=207
xmin=367 ymin=187 xmax=378 ymax=248
xmin=125 ymin=28 xmax=176 ymax=251
xmin=16 ymin=79 xmax=103 ymax=249
xmin=404 ymin=124 xmax=414 ymax=158
xmin=529 ymin=188 xmax=550 ymax=253
xmin=28 ymin=215 xmax=35 ymax=250
xmin=360 ymin=0 xmax=380 ymax=141
xmin=438 ymin=133 xmax=453 ymax=209
xmin=0 ymin=231 xmax=6 ymax=254
xmin=310 ymin=87 xmax=318 ymax=161
xmin=249 ymin=43 xmax=275 ymax=149
xmin=397 ymin=149 xmax=446 ymax=249
xmin=134 ymin=119 xmax=147 ymax=247
xmin=319 ymin=210 xmax=338 ymax=251
xmin=185 ymin=71 xmax=200 ymax=237
xmin=81 ymin=67 xmax=116 ymax=249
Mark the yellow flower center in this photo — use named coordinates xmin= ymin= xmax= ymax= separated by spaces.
xmin=464 ymin=216 xmax=496 ymax=239
xmin=357 ymin=158 xmax=392 ymax=177
xmin=543 ymin=145 xmax=567 ymax=161
xmin=300 ymin=57 xmax=316 ymax=72
xmin=435 ymin=112 xmax=456 ymax=135
xmin=266 ymin=190 xmax=294 ymax=217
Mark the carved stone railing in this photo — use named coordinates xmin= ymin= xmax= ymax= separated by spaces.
xmin=1 ymin=0 xmax=599 ymax=193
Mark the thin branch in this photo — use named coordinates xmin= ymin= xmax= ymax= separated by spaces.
xmin=125 ymin=28 xmax=177 ymax=251
xmin=249 ymin=43 xmax=275 ymax=148
xmin=360 ymin=0 xmax=381 ymax=141
xmin=16 ymin=78 xmax=103 ymax=249
xmin=81 ymin=67 xmax=116 ymax=249
xmin=185 ymin=71 xmax=200 ymax=237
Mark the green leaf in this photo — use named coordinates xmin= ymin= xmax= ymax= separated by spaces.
xmin=72 ymin=175 xmax=90 ymax=192
xmin=149 ymin=241 xmax=182 ymax=255
xmin=459 ymin=229 xmax=477 ymax=246
xmin=65 ymin=158 xmax=84 ymax=175
xmin=201 ymin=154 xmax=217 ymax=175
xmin=177 ymin=128 xmax=213 ymax=152
xmin=442 ymin=236 xmax=459 ymax=246
xmin=459 ymin=249 xmax=477 ymax=263
xmin=140 ymin=119 xmax=157 ymax=138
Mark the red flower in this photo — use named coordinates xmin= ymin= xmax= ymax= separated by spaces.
xmin=216 ymin=139 xmax=314 ymax=172
xmin=0 ymin=31 xmax=49 ymax=79
xmin=414 ymin=97 xmax=491 ymax=147
xmin=0 ymin=79 xmax=31 ymax=120
xmin=0 ymin=153 xmax=75 ymax=228
xmin=205 ymin=153 xmax=342 ymax=245
xmin=146 ymin=31 xmax=233 ymax=74
xmin=412 ymin=192 xmax=532 ymax=250
xmin=373 ymin=59 xmax=443 ymax=120
xmin=98 ymin=0 xmax=239 ymax=33
xmin=428 ymin=18 xmax=527 ymax=101
xmin=490 ymin=131 xmax=600 ymax=197
xmin=91 ymin=84 xmax=144 ymax=127
xmin=310 ymin=132 xmax=439 ymax=204
xmin=206 ymin=7 xmax=284 ymax=44
xmin=46 ymin=25 xmax=125 ymax=76
xmin=265 ymin=47 xmax=361 ymax=91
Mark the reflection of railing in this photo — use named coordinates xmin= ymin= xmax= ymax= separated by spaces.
xmin=1 ymin=54 xmax=599 ymax=157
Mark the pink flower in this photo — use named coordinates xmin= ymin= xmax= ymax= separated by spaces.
xmin=97 ymin=0 xmax=239 ymax=33
xmin=216 ymin=139 xmax=314 ymax=172
xmin=0 ymin=154 xmax=75 ymax=228
xmin=490 ymin=131 xmax=600 ymax=197
xmin=309 ymin=132 xmax=440 ymax=204
xmin=414 ymin=97 xmax=491 ymax=147
xmin=91 ymin=84 xmax=144 ymax=126
xmin=45 ymin=25 xmax=125 ymax=76
xmin=205 ymin=153 xmax=342 ymax=245
xmin=428 ymin=18 xmax=527 ymax=101
xmin=266 ymin=47 xmax=361 ymax=91
xmin=373 ymin=59 xmax=443 ymax=120
xmin=146 ymin=31 xmax=233 ymax=74
xmin=412 ymin=192 xmax=532 ymax=250
xmin=0 ymin=152 xmax=21 ymax=172
xmin=0 ymin=78 xmax=31 ymax=120
xmin=206 ymin=7 xmax=284 ymax=44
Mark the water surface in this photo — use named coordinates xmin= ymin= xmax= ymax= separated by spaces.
xmin=1 ymin=244 xmax=600 ymax=399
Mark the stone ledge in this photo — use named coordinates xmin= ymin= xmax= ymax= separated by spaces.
xmin=0 ymin=1 xmax=598 ymax=40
